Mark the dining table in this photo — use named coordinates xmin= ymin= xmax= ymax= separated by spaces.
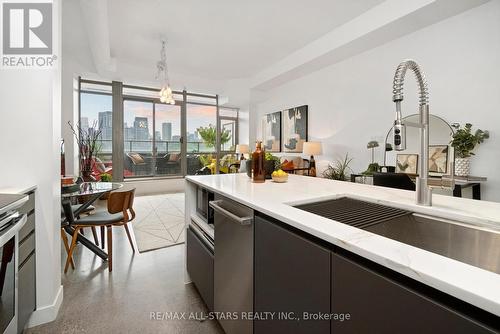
xmin=61 ymin=182 xmax=123 ymax=260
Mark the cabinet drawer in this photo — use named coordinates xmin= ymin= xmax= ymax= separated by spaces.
xmin=19 ymin=192 xmax=35 ymax=215
xmin=331 ymin=253 xmax=497 ymax=333
xmin=19 ymin=232 xmax=35 ymax=266
xmin=19 ymin=213 xmax=35 ymax=242
xmin=187 ymin=227 xmax=214 ymax=311
xmin=254 ymin=215 xmax=331 ymax=334
xmin=18 ymin=254 xmax=36 ymax=333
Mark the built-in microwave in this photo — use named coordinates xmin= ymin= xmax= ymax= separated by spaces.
xmin=196 ymin=186 xmax=214 ymax=226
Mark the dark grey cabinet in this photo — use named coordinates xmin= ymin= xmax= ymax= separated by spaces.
xmin=331 ymin=252 xmax=497 ymax=334
xmin=186 ymin=227 xmax=214 ymax=311
xmin=254 ymin=215 xmax=331 ymax=334
xmin=17 ymin=190 xmax=36 ymax=333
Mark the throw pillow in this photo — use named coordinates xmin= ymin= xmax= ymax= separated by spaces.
xmin=94 ymin=157 xmax=106 ymax=173
xmin=128 ymin=153 xmax=145 ymax=165
xmin=169 ymin=153 xmax=180 ymax=162
xmin=281 ymin=160 xmax=294 ymax=170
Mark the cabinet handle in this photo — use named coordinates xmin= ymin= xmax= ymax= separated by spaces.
xmin=209 ymin=200 xmax=253 ymax=225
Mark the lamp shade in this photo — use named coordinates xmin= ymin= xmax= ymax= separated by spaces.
xmin=303 ymin=142 xmax=322 ymax=156
xmin=236 ymin=144 xmax=249 ymax=154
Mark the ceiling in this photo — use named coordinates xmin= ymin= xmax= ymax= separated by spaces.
xmin=105 ymin=0 xmax=385 ymax=80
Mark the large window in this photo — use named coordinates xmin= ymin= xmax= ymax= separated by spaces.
xmin=78 ymin=79 xmax=238 ymax=180
xmin=79 ymin=86 xmax=113 ymax=180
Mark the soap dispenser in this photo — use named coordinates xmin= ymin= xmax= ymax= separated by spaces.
xmin=252 ymin=141 xmax=265 ymax=183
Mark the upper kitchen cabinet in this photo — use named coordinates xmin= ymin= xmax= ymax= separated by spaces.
xmin=254 ymin=213 xmax=331 ymax=334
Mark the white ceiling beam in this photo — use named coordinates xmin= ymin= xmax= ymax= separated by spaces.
xmin=251 ymin=0 xmax=490 ymax=91
xmin=79 ymin=0 xmax=116 ymax=75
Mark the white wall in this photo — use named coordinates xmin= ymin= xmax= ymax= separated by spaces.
xmin=0 ymin=0 xmax=63 ymax=326
xmin=251 ymin=1 xmax=500 ymax=202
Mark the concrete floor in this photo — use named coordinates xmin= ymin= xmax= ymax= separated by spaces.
xmin=26 ymin=226 xmax=223 ymax=334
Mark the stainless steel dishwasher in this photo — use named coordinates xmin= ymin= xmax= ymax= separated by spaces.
xmin=210 ymin=195 xmax=254 ymax=334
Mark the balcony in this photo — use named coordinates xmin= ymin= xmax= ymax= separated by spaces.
xmin=95 ymin=140 xmax=234 ymax=178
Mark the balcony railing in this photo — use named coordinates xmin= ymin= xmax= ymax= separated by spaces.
xmin=96 ymin=139 xmax=217 ymax=154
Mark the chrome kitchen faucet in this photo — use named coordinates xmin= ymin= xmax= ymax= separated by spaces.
xmin=391 ymin=59 xmax=454 ymax=206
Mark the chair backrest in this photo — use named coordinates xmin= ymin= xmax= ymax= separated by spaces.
xmin=107 ymin=188 xmax=136 ymax=223
xmin=373 ymin=172 xmax=416 ymax=191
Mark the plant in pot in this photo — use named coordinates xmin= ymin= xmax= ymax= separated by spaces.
xmin=69 ymin=121 xmax=102 ymax=181
xmin=322 ymin=153 xmax=353 ymax=181
xmin=99 ymin=173 xmax=113 ymax=199
xmin=196 ymin=124 xmax=231 ymax=174
xmin=450 ymin=123 xmax=489 ymax=177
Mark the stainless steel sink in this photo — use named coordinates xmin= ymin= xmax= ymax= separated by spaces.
xmin=295 ymin=197 xmax=500 ymax=275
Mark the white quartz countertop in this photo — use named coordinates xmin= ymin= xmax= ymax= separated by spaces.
xmin=186 ymin=173 xmax=500 ymax=317
xmin=0 ymin=184 xmax=37 ymax=195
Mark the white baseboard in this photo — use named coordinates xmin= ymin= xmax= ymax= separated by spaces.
xmin=26 ymin=285 xmax=64 ymax=328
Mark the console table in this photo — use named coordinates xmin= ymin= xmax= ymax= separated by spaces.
xmin=351 ymin=174 xmax=487 ymax=200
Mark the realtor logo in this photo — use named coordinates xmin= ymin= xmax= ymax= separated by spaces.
xmin=1 ymin=1 xmax=55 ymax=68
xmin=3 ymin=2 xmax=52 ymax=54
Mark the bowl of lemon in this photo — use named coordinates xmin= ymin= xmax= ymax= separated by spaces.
xmin=271 ymin=169 xmax=288 ymax=183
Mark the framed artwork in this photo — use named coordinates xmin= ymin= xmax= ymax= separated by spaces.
xmin=396 ymin=154 xmax=418 ymax=174
xmin=282 ymin=105 xmax=308 ymax=153
xmin=429 ymin=145 xmax=449 ymax=174
xmin=261 ymin=111 xmax=281 ymax=152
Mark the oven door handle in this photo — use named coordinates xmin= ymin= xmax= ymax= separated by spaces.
xmin=209 ymin=200 xmax=253 ymax=225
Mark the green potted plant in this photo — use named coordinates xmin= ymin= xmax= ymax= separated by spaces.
xmin=322 ymin=153 xmax=353 ymax=181
xmin=450 ymin=123 xmax=489 ymax=176
xmin=100 ymin=173 xmax=112 ymax=182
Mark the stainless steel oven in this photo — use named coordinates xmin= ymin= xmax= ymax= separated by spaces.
xmin=0 ymin=212 xmax=25 ymax=334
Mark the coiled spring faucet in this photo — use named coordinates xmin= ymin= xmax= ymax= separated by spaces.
xmin=391 ymin=59 xmax=453 ymax=206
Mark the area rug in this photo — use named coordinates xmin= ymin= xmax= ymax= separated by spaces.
xmin=131 ymin=193 xmax=186 ymax=253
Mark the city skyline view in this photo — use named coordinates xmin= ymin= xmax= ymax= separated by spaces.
xmin=80 ymin=92 xmax=222 ymax=154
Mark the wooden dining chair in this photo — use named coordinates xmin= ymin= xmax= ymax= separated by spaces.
xmin=64 ymin=188 xmax=136 ymax=273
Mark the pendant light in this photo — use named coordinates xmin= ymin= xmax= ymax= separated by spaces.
xmin=156 ymin=40 xmax=175 ymax=105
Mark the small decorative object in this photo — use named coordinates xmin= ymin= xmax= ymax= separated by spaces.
xmin=450 ymin=123 xmax=489 ymax=176
xmin=322 ymin=153 xmax=353 ymax=181
xmin=362 ymin=163 xmax=380 ymax=176
xmin=246 ymin=152 xmax=280 ymax=179
xmin=429 ymin=145 xmax=448 ymax=174
xmin=303 ymin=142 xmax=322 ymax=177
xmin=264 ymin=152 xmax=280 ymax=179
xmin=261 ymin=112 xmax=281 ymax=152
xmin=396 ymin=154 xmax=418 ymax=174
xmin=236 ymin=144 xmax=249 ymax=160
xmin=271 ymin=169 xmax=288 ymax=183
xmin=282 ymin=105 xmax=308 ymax=152
xmin=367 ymin=140 xmax=379 ymax=164
xmin=69 ymin=121 xmax=102 ymax=182
xmin=252 ymin=141 xmax=265 ymax=183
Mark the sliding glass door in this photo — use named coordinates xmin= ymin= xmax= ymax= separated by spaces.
xmin=155 ymin=103 xmax=182 ymax=176
xmin=186 ymin=103 xmax=217 ymax=175
xmin=123 ymin=99 xmax=183 ymax=178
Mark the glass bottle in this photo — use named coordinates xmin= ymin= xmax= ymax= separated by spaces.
xmin=252 ymin=141 xmax=265 ymax=183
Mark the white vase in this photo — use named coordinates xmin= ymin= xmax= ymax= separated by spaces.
xmin=454 ymin=157 xmax=471 ymax=177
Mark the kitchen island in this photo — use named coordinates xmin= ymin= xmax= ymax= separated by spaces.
xmin=185 ymin=173 xmax=500 ymax=333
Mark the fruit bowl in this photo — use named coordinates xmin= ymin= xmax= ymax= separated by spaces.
xmin=271 ymin=174 xmax=288 ymax=183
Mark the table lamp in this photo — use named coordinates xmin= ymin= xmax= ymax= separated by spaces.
xmin=236 ymin=144 xmax=249 ymax=160
xmin=303 ymin=142 xmax=322 ymax=177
